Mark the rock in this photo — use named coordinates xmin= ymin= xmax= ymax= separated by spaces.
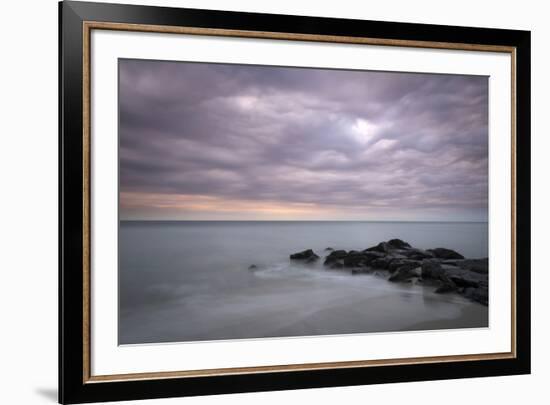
xmin=343 ymin=253 xmax=369 ymax=267
xmin=403 ymin=248 xmax=435 ymax=260
xmin=388 ymin=258 xmax=420 ymax=273
xmin=387 ymin=252 xmax=407 ymax=258
xmin=421 ymin=260 xmax=458 ymax=292
xmin=324 ymin=250 xmax=348 ymax=265
xmin=365 ymin=242 xmax=391 ymax=253
xmin=441 ymin=263 xmax=460 ymax=271
xmin=387 ymin=259 xmax=405 ymax=272
xmin=365 ymin=239 xmax=412 ymax=252
xmin=388 ymin=263 xmax=421 ymax=282
xmin=435 ymin=283 xmax=456 ymax=294
xmin=444 ymin=267 xmax=486 ymax=288
xmin=437 ymin=273 xmax=458 ymax=292
xmin=343 ymin=251 xmax=385 ymax=268
xmin=421 ymin=259 xmax=444 ymax=279
xmin=370 ymin=257 xmax=391 ymax=270
xmin=360 ymin=249 xmax=386 ymax=258
xmin=248 ymin=264 xmax=258 ymax=270
xmin=427 ymin=248 xmax=465 ymax=260
xmin=387 ymin=239 xmax=412 ymax=249
xmin=290 ymin=249 xmax=319 ymax=262
xmin=455 ymin=258 xmax=489 ymax=274
xmin=329 ymin=260 xmax=344 ymax=269
xmin=463 ymin=286 xmax=488 ymax=306
xmin=284 ymin=241 xmax=487 ymax=304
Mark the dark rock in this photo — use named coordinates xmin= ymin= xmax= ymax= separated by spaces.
xmin=404 ymin=248 xmax=435 ymax=260
xmin=343 ymin=251 xmax=386 ymax=268
xmin=248 ymin=264 xmax=258 ymax=270
xmin=473 ymin=290 xmax=487 ymax=304
xmin=326 ymin=249 xmax=347 ymax=257
xmin=285 ymin=241 xmax=488 ymax=304
xmin=463 ymin=286 xmax=488 ymax=306
xmin=343 ymin=254 xmax=369 ymax=267
xmin=455 ymin=258 xmax=489 ymax=274
xmin=324 ymin=250 xmax=348 ymax=265
xmin=435 ymin=283 xmax=456 ymax=294
xmin=441 ymin=263 xmax=460 ymax=271
xmin=421 ymin=260 xmax=458 ymax=292
xmin=387 ymin=239 xmax=412 ymax=249
xmin=478 ymin=279 xmax=489 ymax=288
xmin=388 ymin=263 xmax=421 ymax=282
xmin=365 ymin=242 xmax=391 ymax=253
xmin=438 ymin=274 xmax=458 ymax=292
xmin=448 ymin=276 xmax=479 ymax=288
xmin=290 ymin=249 xmax=319 ymax=261
xmin=387 ymin=252 xmax=407 ymax=258
xmin=370 ymin=257 xmax=391 ymax=270
xmin=329 ymin=260 xmax=344 ymax=269
xmin=360 ymin=250 xmax=386 ymax=258
xmin=388 ymin=259 xmax=420 ymax=273
xmin=444 ymin=267 xmax=486 ymax=288
xmin=421 ymin=259 xmax=444 ymax=279
xmin=427 ymin=247 xmax=465 ymax=260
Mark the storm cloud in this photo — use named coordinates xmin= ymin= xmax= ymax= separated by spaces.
xmin=119 ymin=59 xmax=488 ymax=221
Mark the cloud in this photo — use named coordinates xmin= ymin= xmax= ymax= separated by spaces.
xmin=119 ymin=59 xmax=488 ymax=221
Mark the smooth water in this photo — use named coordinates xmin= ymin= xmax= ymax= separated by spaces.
xmin=119 ymin=221 xmax=488 ymax=344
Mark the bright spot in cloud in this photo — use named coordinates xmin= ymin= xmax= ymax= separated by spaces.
xmin=351 ymin=118 xmax=378 ymax=144
xmin=233 ymin=95 xmax=259 ymax=110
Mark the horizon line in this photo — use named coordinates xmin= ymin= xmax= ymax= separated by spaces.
xmin=119 ymin=219 xmax=489 ymax=223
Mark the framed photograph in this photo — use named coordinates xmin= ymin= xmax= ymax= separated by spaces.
xmin=59 ymin=1 xmax=531 ymax=403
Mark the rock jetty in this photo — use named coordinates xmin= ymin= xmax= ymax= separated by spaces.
xmin=289 ymin=249 xmax=319 ymax=263
xmin=289 ymin=239 xmax=488 ymax=306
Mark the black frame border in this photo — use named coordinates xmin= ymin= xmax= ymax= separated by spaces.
xmin=59 ymin=1 xmax=531 ymax=403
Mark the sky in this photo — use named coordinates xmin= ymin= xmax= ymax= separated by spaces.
xmin=119 ymin=59 xmax=488 ymax=221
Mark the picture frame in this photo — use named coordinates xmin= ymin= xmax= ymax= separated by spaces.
xmin=59 ymin=1 xmax=531 ymax=403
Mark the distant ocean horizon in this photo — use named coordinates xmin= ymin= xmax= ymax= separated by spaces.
xmin=121 ymin=220 xmax=489 ymax=222
xmin=119 ymin=220 xmax=488 ymax=344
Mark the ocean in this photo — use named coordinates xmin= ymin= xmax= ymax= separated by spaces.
xmin=119 ymin=221 xmax=489 ymax=344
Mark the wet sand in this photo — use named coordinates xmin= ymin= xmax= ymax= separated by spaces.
xmin=269 ymin=291 xmax=488 ymax=339
xmin=403 ymin=303 xmax=488 ymax=332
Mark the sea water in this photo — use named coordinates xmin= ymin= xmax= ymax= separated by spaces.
xmin=119 ymin=221 xmax=488 ymax=344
